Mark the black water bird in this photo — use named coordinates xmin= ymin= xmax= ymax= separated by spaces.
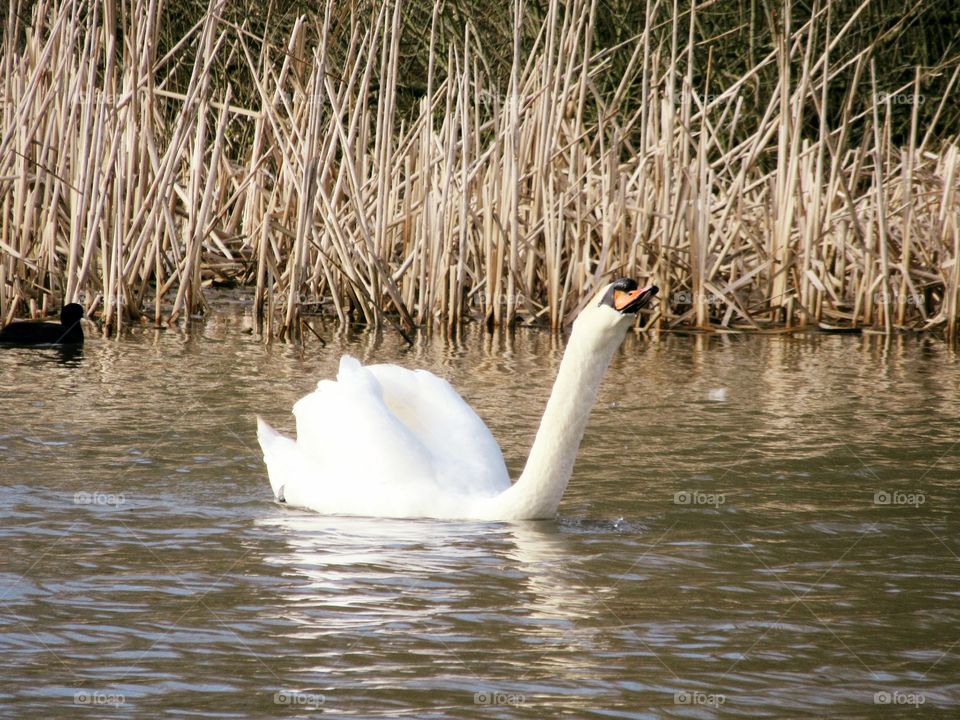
xmin=0 ymin=303 xmax=85 ymax=345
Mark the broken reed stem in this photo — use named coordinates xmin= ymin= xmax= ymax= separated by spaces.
xmin=0 ymin=0 xmax=958 ymax=340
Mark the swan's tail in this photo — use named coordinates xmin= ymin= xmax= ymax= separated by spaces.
xmin=256 ymin=415 xmax=298 ymax=502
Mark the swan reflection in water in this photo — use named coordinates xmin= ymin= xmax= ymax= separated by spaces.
xmin=257 ymin=511 xmax=606 ymax=645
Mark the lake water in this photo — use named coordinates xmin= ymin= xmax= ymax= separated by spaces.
xmin=1 ymin=307 xmax=959 ymax=718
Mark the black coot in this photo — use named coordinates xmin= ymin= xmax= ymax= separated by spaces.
xmin=0 ymin=303 xmax=84 ymax=345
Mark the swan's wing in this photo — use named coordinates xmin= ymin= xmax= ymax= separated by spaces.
xmin=257 ymin=356 xmax=509 ymax=517
xmin=365 ymin=361 xmax=510 ymax=496
xmin=292 ymin=357 xmax=438 ymax=482
xmin=257 ymin=358 xmax=452 ymax=517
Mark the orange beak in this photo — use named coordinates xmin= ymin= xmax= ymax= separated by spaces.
xmin=613 ymin=285 xmax=658 ymax=312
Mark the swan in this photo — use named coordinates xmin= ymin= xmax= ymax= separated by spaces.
xmin=256 ymin=278 xmax=658 ymax=521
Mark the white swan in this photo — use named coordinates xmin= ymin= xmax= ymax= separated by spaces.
xmin=256 ymin=278 xmax=658 ymax=521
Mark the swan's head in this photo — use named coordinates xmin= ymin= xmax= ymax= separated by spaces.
xmin=572 ymin=278 xmax=658 ymax=346
xmin=597 ymin=278 xmax=659 ymax=316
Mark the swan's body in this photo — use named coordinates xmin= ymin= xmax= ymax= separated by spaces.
xmin=257 ymin=279 xmax=657 ymax=520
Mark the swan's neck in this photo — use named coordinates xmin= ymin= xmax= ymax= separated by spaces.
xmin=493 ymin=319 xmax=627 ymax=519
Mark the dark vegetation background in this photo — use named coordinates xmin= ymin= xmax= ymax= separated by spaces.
xmin=6 ymin=1 xmax=955 ymax=142
xmin=144 ymin=0 xmax=960 ymax=145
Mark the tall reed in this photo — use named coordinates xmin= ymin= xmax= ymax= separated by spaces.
xmin=0 ymin=0 xmax=958 ymax=339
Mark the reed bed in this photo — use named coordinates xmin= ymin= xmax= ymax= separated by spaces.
xmin=1 ymin=0 xmax=958 ymax=338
